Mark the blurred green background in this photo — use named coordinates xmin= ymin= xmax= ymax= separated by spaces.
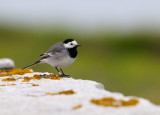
xmin=0 ymin=26 xmax=160 ymax=104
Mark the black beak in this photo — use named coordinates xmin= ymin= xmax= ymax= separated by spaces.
xmin=77 ymin=44 xmax=81 ymax=47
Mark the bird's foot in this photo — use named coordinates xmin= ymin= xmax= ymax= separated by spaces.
xmin=58 ymin=74 xmax=70 ymax=78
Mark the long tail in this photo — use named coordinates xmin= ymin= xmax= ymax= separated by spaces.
xmin=22 ymin=60 xmax=42 ymax=70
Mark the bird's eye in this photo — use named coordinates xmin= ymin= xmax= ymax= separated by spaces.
xmin=71 ymin=43 xmax=73 ymax=45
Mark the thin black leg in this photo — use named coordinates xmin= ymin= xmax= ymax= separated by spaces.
xmin=55 ymin=67 xmax=61 ymax=75
xmin=60 ymin=68 xmax=65 ymax=75
xmin=60 ymin=68 xmax=70 ymax=77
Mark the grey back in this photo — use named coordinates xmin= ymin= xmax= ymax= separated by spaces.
xmin=48 ymin=42 xmax=65 ymax=54
xmin=40 ymin=42 xmax=68 ymax=60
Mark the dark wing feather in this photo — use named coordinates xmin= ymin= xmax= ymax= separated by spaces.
xmin=40 ymin=52 xmax=51 ymax=58
xmin=40 ymin=42 xmax=65 ymax=59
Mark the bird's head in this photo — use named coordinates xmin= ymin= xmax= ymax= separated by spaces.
xmin=63 ymin=39 xmax=80 ymax=49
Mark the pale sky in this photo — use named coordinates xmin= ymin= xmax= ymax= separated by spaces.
xmin=0 ymin=0 xmax=160 ymax=30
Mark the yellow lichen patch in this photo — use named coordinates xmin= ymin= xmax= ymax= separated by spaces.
xmin=22 ymin=74 xmax=63 ymax=82
xmin=0 ymin=84 xmax=6 ymax=86
xmin=32 ymin=74 xmax=43 ymax=80
xmin=22 ymin=77 xmax=32 ymax=82
xmin=2 ymin=77 xmax=17 ymax=82
xmin=0 ymin=84 xmax=16 ymax=86
xmin=121 ymin=99 xmax=139 ymax=106
xmin=73 ymin=105 xmax=82 ymax=110
xmin=33 ymin=74 xmax=63 ymax=80
xmin=0 ymin=68 xmax=33 ymax=77
xmin=47 ymin=74 xmax=63 ymax=80
xmin=9 ymin=84 xmax=16 ymax=86
xmin=46 ymin=90 xmax=76 ymax=96
xmin=32 ymin=84 xmax=39 ymax=86
xmin=91 ymin=97 xmax=139 ymax=107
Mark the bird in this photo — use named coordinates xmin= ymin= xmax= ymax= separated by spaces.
xmin=23 ymin=39 xmax=80 ymax=77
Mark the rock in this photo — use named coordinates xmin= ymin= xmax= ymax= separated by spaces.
xmin=0 ymin=69 xmax=160 ymax=115
xmin=0 ymin=58 xmax=15 ymax=69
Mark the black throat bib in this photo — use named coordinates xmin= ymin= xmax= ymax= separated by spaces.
xmin=67 ymin=47 xmax=78 ymax=58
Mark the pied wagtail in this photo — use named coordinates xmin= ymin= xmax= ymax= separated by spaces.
xmin=23 ymin=39 xmax=80 ymax=77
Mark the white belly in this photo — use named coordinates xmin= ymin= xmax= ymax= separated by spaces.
xmin=43 ymin=56 xmax=76 ymax=68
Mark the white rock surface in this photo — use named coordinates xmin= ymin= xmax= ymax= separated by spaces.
xmin=0 ymin=58 xmax=15 ymax=69
xmin=0 ymin=71 xmax=160 ymax=115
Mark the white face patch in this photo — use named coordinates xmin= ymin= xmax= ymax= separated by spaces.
xmin=64 ymin=40 xmax=78 ymax=48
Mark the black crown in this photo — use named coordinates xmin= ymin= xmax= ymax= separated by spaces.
xmin=63 ymin=39 xmax=74 ymax=43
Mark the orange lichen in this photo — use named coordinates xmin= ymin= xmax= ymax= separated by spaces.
xmin=73 ymin=105 xmax=82 ymax=110
xmin=22 ymin=74 xmax=63 ymax=82
xmin=121 ymin=99 xmax=139 ymax=106
xmin=22 ymin=77 xmax=32 ymax=82
xmin=46 ymin=90 xmax=76 ymax=96
xmin=2 ymin=77 xmax=17 ymax=82
xmin=32 ymin=84 xmax=39 ymax=86
xmin=39 ymin=74 xmax=63 ymax=80
xmin=31 ymin=74 xmax=43 ymax=80
xmin=0 ymin=68 xmax=33 ymax=77
xmin=0 ymin=84 xmax=6 ymax=86
xmin=0 ymin=68 xmax=63 ymax=82
xmin=0 ymin=84 xmax=16 ymax=86
xmin=9 ymin=84 xmax=16 ymax=86
xmin=46 ymin=74 xmax=63 ymax=80
xmin=91 ymin=97 xmax=139 ymax=107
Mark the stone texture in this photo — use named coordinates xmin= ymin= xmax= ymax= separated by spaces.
xmin=0 ymin=58 xmax=15 ymax=69
xmin=0 ymin=69 xmax=160 ymax=115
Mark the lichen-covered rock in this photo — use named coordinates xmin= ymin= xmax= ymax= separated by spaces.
xmin=0 ymin=58 xmax=15 ymax=70
xmin=0 ymin=68 xmax=160 ymax=115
